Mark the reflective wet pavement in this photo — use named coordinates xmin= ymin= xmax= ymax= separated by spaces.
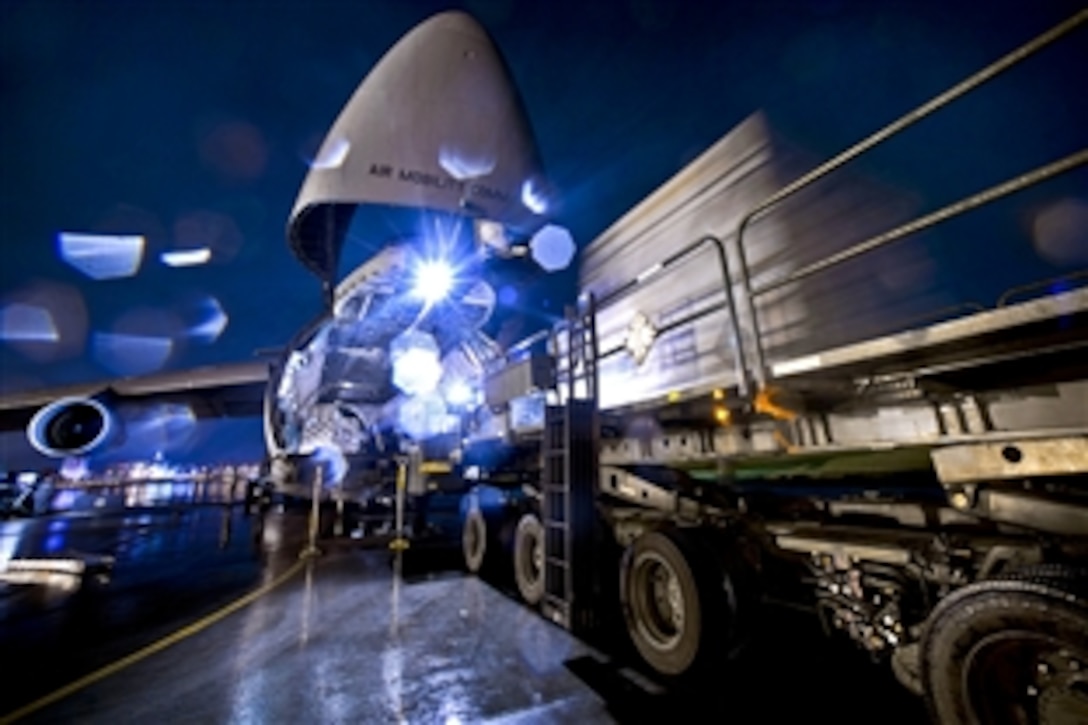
xmin=1 ymin=496 xmax=926 ymax=724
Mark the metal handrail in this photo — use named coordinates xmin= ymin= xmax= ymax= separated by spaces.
xmin=753 ymin=149 xmax=1088 ymax=297
xmin=997 ymin=268 xmax=1088 ymax=308
xmin=594 ymin=234 xmax=749 ymax=395
xmin=731 ymin=9 xmax=1087 ymax=385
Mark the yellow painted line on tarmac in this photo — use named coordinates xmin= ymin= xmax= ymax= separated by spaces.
xmin=1 ymin=557 xmax=308 ymax=724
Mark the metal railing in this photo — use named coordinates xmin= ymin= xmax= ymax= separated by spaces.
xmin=594 ymin=234 xmax=750 ymax=395
xmin=731 ymin=9 xmax=1087 ymax=385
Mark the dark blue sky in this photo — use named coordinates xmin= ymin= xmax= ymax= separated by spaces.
xmin=1 ymin=0 xmax=1085 ymax=397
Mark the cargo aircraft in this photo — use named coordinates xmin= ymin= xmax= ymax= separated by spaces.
xmin=0 ymin=11 xmax=568 ymax=504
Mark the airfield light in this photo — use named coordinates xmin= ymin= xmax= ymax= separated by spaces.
xmin=414 ymin=260 xmax=454 ymax=303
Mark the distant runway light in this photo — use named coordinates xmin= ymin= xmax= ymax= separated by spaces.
xmin=439 ymin=146 xmax=496 ymax=180
xmin=0 ymin=303 xmax=58 ymax=342
xmin=93 ymin=332 xmax=173 ymax=376
xmin=521 ymin=179 xmax=549 ymax=215
xmin=161 ymin=247 xmax=212 ymax=267
xmin=311 ymin=137 xmax=350 ymax=169
xmin=530 ymin=224 xmax=576 ymax=272
xmin=58 ymin=232 xmax=145 ymax=280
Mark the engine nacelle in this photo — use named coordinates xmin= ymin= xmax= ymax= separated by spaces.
xmin=27 ymin=397 xmax=118 ymax=458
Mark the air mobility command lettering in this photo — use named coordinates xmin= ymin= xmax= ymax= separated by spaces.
xmin=369 ymin=163 xmax=509 ymax=202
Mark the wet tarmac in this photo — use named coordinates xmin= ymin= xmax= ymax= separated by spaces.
xmin=0 ymin=494 xmax=928 ymax=724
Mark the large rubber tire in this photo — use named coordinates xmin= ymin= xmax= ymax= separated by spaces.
xmin=462 ymin=507 xmax=487 ymax=574
xmin=921 ymin=565 xmax=1088 ymax=725
xmin=513 ymin=513 xmax=545 ymax=605
xmin=620 ymin=530 xmax=724 ymax=677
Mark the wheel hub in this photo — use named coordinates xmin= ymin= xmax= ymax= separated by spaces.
xmin=635 ymin=552 xmax=684 ymax=650
xmin=965 ymin=631 xmax=1088 ymax=725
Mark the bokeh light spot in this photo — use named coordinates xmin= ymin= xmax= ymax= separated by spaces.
xmin=391 ymin=330 xmax=442 ymax=396
xmin=161 ymin=248 xmax=212 ymax=267
xmin=521 ymin=178 xmax=549 ymax=215
xmin=530 ymin=224 xmax=576 ymax=272
xmin=311 ymin=137 xmax=350 ymax=170
xmin=0 ymin=303 xmax=58 ymax=342
xmin=439 ymin=146 xmax=496 ymax=180
xmin=94 ymin=307 xmax=183 ymax=376
xmin=397 ymin=394 xmax=453 ymax=439
xmin=94 ymin=333 xmax=173 ymax=376
xmin=498 ymin=285 xmax=518 ymax=306
xmin=173 ymin=210 xmax=244 ymax=264
xmin=187 ymin=296 xmax=229 ymax=343
xmin=58 ymin=232 xmax=145 ymax=280
xmin=1033 ymin=198 xmax=1088 ymax=267
xmin=199 ymin=119 xmax=268 ymax=181
xmin=1 ymin=281 xmax=87 ymax=362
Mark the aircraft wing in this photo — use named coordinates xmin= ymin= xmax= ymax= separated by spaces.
xmin=0 ymin=360 xmax=270 ymax=434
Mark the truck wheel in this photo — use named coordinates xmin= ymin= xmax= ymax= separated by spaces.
xmin=513 ymin=513 xmax=545 ymax=605
xmin=463 ymin=508 xmax=487 ymax=573
xmin=921 ymin=567 xmax=1088 ymax=725
xmin=620 ymin=530 xmax=712 ymax=677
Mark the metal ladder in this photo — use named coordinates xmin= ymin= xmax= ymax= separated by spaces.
xmin=541 ymin=296 xmax=600 ymax=633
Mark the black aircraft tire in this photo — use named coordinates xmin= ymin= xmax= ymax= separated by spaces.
xmin=462 ymin=508 xmax=487 ymax=574
xmin=513 ymin=513 xmax=545 ymax=605
xmin=921 ymin=568 xmax=1088 ymax=725
xmin=620 ymin=530 xmax=712 ymax=677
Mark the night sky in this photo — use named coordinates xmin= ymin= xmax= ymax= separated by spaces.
xmin=1 ymin=0 xmax=1085 ymax=465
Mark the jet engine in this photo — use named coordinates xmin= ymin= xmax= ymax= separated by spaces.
xmin=27 ymin=396 xmax=118 ymax=458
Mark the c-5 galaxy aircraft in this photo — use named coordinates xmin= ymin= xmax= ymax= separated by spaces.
xmin=0 ymin=11 xmax=565 ymax=511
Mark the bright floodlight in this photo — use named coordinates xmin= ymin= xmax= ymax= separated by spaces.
xmin=530 ymin=224 xmax=576 ymax=272
xmin=414 ymin=260 xmax=454 ymax=303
